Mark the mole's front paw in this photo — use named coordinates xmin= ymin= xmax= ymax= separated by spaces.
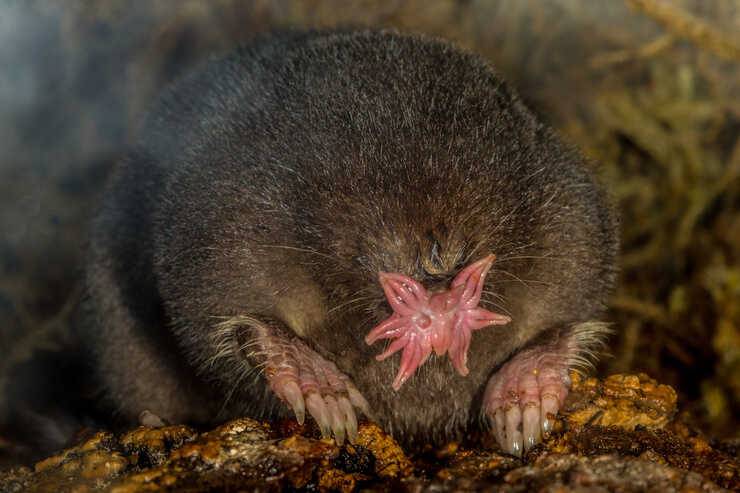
xmin=264 ymin=338 xmax=371 ymax=445
xmin=482 ymin=346 xmax=570 ymax=456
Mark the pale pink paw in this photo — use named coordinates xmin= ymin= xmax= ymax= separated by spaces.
xmin=263 ymin=337 xmax=370 ymax=445
xmin=483 ymin=347 xmax=570 ymax=457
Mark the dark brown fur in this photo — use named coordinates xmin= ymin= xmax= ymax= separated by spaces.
xmin=84 ymin=29 xmax=618 ymax=445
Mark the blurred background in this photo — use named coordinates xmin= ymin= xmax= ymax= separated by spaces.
xmin=1 ymin=0 xmax=738 ymax=465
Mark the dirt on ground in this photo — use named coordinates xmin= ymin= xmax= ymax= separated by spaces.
xmin=1 ymin=373 xmax=737 ymax=492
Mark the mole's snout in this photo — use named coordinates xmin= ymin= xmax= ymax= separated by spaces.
xmin=365 ymin=254 xmax=511 ymax=390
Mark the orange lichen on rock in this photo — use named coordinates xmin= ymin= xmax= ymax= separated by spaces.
xmin=565 ymin=372 xmax=678 ymax=430
xmin=79 ymin=451 xmax=128 ymax=479
xmin=543 ymin=373 xmax=737 ymax=489
xmin=317 ymin=467 xmax=362 ymax=493
xmin=119 ymin=425 xmax=194 ymax=458
xmin=354 ymin=422 xmax=413 ymax=478
xmin=435 ymin=449 xmax=518 ymax=483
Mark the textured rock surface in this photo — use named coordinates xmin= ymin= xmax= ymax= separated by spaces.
xmin=1 ymin=374 xmax=736 ymax=492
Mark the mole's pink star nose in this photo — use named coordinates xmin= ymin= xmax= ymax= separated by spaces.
xmin=365 ymin=254 xmax=511 ymax=390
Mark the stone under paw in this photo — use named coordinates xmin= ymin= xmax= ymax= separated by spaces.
xmin=138 ymin=410 xmax=167 ymax=428
xmin=483 ymin=346 xmax=571 ymax=456
xmin=263 ymin=336 xmax=371 ymax=445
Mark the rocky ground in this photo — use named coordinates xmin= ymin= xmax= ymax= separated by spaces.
xmin=2 ymin=374 xmax=737 ymax=492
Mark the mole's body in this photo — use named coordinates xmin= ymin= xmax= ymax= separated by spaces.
xmin=85 ymin=30 xmax=618 ymax=454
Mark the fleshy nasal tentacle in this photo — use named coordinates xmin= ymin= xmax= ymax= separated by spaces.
xmin=393 ymin=335 xmax=431 ymax=390
xmin=378 ymin=272 xmax=429 ymax=315
xmin=376 ymin=331 xmax=411 ymax=361
xmin=365 ymin=314 xmax=407 ymax=344
xmin=451 ymin=254 xmax=496 ymax=309
xmin=366 ymin=254 xmax=511 ymax=389
xmin=464 ymin=307 xmax=512 ymax=331
xmin=448 ymin=316 xmax=473 ymax=375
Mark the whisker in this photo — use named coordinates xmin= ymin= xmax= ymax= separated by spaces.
xmin=494 ymin=278 xmax=553 ymax=287
xmin=491 ymin=199 xmax=527 ymax=235
xmin=218 ymin=365 xmax=254 ymax=418
xmin=327 ymin=295 xmax=376 ymax=315
xmin=479 ymin=297 xmax=512 ymax=316
xmin=495 ymin=255 xmax=571 ymax=264
xmin=256 ymin=244 xmax=335 ymax=261
xmin=481 ymin=289 xmax=508 ymax=302
xmin=489 ymin=268 xmax=554 ymax=290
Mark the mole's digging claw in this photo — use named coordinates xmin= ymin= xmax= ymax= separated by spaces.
xmin=325 ymin=395 xmax=346 ymax=445
xmin=505 ymin=406 xmax=523 ymax=457
xmin=483 ymin=344 xmax=571 ymax=456
xmin=306 ymin=393 xmax=332 ymax=438
xmin=522 ymin=404 xmax=541 ymax=450
xmin=281 ymin=380 xmax=305 ymax=425
xmin=347 ymin=386 xmax=372 ymax=420
xmin=338 ymin=396 xmax=359 ymax=443
xmin=541 ymin=394 xmax=559 ymax=433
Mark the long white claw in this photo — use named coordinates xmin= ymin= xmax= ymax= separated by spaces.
xmin=541 ymin=394 xmax=559 ymax=434
xmin=494 ymin=408 xmax=506 ymax=448
xmin=522 ymin=404 xmax=541 ymax=451
xmin=306 ymin=392 xmax=332 ymax=438
xmin=510 ymin=429 xmax=523 ymax=458
xmin=324 ymin=395 xmax=345 ymax=446
xmin=347 ymin=386 xmax=372 ymax=419
xmin=505 ymin=406 xmax=523 ymax=457
xmin=338 ymin=396 xmax=358 ymax=444
xmin=281 ymin=380 xmax=306 ymax=425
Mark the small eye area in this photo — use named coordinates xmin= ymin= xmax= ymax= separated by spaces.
xmin=421 ymin=231 xmax=446 ymax=276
